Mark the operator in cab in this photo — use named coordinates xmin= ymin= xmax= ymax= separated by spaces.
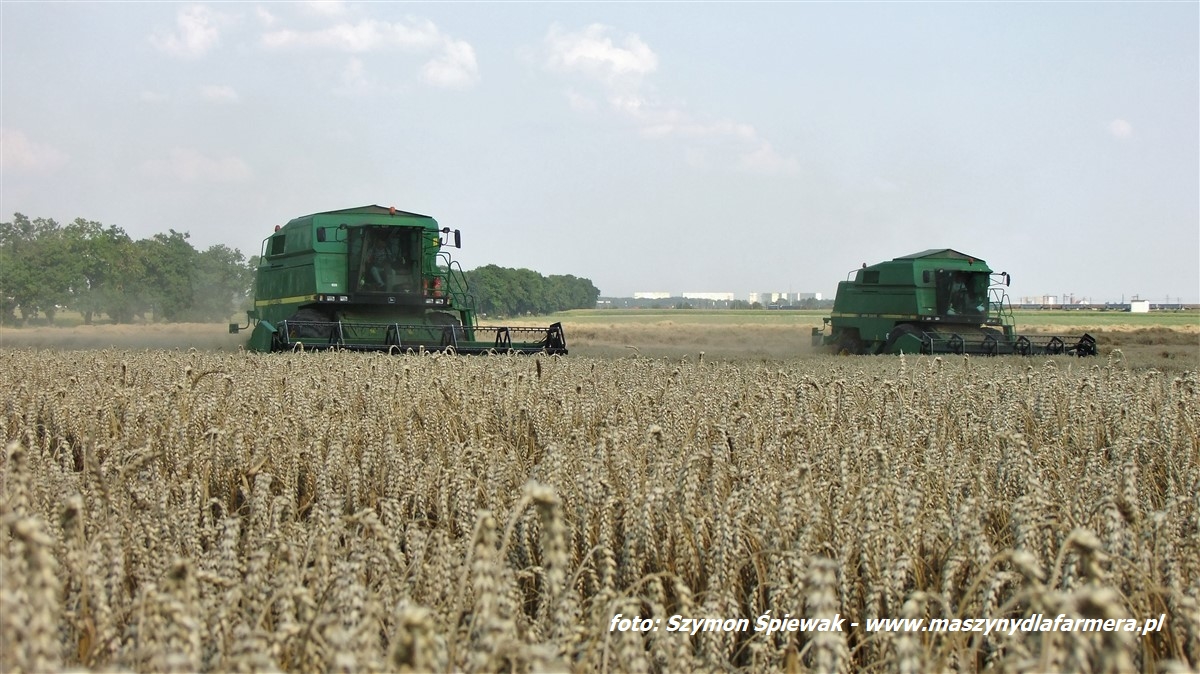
xmin=366 ymin=238 xmax=392 ymax=288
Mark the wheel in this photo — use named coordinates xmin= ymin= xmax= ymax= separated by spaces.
xmin=283 ymin=307 xmax=335 ymax=342
xmin=834 ymin=331 xmax=864 ymax=355
xmin=424 ymin=312 xmax=463 ymax=347
xmin=883 ymin=324 xmax=926 ymax=354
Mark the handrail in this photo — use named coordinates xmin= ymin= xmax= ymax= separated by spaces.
xmin=437 ymin=252 xmax=476 ymax=311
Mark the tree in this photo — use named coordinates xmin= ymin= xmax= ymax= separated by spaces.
xmin=547 ymin=274 xmax=600 ymax=311
xmin=463 ymin=265 xmax=600 ymax=316
xmin=465 ymin=264 xmax=513 ymax=316
xmin=2 ymin=214 xmax=256 ymax=325
xmin=61 ymin=218 xmax=145 ymax=324
xmin=190 ymin=244 xmax=254 ymax=321
xmin=137 ymin=230 xmax=196 ymax=321
xmin=0 ymin=214 xmax=73 ymax=324
xmin=243 ymin=256 xmax=260 ymax=313
xmin=509 ymin=268 xmax=545 ymax=315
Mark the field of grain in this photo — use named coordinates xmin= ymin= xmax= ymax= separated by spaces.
xmin=1 ymin=310 xmax=1196 ymax=370
xmin=2 ymin=348 xmax=1197 ymax=672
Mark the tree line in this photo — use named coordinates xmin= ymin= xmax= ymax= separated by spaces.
xmin=462 ymin=265 xmax=600 ymax=317
xmin=0 ymin=214 xmax=254 ymax=325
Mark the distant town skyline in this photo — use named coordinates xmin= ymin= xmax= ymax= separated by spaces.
xmin=613 ymin=290 xmax=1188 ymax=306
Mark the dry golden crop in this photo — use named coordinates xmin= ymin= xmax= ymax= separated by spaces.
xmin=1 ymin=348 xmax=1197 ymax=673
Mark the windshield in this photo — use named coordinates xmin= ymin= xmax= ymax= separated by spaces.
xmin=348 ymin=226 xmax=421 ymax=293
xmin=935 ymin=270 xmax=989 ymax=319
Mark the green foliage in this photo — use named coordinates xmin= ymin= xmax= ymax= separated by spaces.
xmin=61 ymin=217 xmax=143 ymax=324
xmin=464 ymin=265 xmax=599 ymax=316
xmin=0 ymin=214 xmax=253 ymax=325
xmin=137 ymin=230 xmax=195 ymax=321
xmin=0 ymin=214 xmax=73 ymax=324
xmin=191 ymin=244 xmax=255 ymax=322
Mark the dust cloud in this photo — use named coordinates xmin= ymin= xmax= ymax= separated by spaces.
xmin=0 ymin=323 xmax=247 ymax=352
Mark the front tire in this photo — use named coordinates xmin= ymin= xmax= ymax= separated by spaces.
xmin=283 ymin=307 xmax=335 ymax=342
xmin=883 ymin=324 xmax=927 ymax=354
xmin=834 ymin=330 xmax=864 ymax=355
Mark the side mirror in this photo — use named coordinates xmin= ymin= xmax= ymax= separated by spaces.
xmin=439 ymin=227 xmax=463 ymax=248
xmin=228 ymin=323 xmax=240 ymax=334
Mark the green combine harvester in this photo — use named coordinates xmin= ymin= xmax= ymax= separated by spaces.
xmin=813 ymin=249 xmax=1097 ymax=356
xmin=230 ymin=205 xmax=567 ymax=354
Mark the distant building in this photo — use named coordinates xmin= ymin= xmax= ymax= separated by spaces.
xmin=634 ymin=292 xmax=672 ymax=300
xmin=749 ymin=291 xmax=822 ymax=305
xmin=1129 ymin=299 xmax=1150 ymax=313
xmin=751 ymin=292 xmax=791 ymax=304
xmin=683 ymin=292 xmax=735 ymax=301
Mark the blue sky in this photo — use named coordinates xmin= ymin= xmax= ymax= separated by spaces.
xmin=3 ymin=2 xmax=1197 ymax=303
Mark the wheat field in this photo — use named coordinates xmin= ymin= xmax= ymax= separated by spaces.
xmin=1 ymin=348 xmax=1197 ymax=673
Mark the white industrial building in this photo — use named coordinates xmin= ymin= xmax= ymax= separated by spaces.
xmin=749 ymin=291 xmax=823 ymax=304
xmin=633 ymin=292 xmax=672 ymax=300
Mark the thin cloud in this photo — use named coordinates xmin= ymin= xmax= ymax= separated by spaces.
xmin=540 ymin=24 xmax=795 ymax=175
xmin=200 ymin=85 xmax=239 ymax=103
xmin=737 ymin=142 xmax=799 ymax=175
xmin=565 ymin=89 xmax=598 ymax=113
xmin=300 ymin=0 xmax=348 ymax=17
xmin=141 ymin=148 xmax=252 ymax=183
xmin=1108 ymin=118 xmax=1133 ymax=140
xmin=543 ymin=23 xmax=657 ymax=87
xmin=150 ymin=5 xmax=223 ymax=58
xmin=260 ymin=16 xmax=476 ymax=89
xmin=0 ymin=129 xmax=69 ymax=174
xmin=254 ymin=7 xmax=277 ymax=28
xmin=260 ymin=18 xmax=442 ymax=53
xmin=140 ymin=91 xmax=170 ymax=104
xmin=420 ymin=39 xmax=479 ymax=89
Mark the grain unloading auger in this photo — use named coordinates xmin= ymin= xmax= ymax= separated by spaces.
xmin=230 ymin=205 xmax=567 ymax=355
xmin=812 ymin=249 xmax=1097 ymax=357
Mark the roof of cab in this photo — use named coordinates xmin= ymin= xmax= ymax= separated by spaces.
xmin=893 ymin=249 xmax=977 ymax=261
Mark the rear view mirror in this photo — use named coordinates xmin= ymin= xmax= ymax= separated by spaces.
xmin=439 ymin=227 xmax=463 ymax=248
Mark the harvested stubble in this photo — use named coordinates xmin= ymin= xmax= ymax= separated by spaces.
xmin=1 ymin=349 xmax=1197 ymax=673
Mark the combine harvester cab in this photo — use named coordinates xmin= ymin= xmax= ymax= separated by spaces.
xmin=230 ymin=205 xmax=567 ymax=355
xmin=812 ymin=249 xmax=1096 ymax=356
